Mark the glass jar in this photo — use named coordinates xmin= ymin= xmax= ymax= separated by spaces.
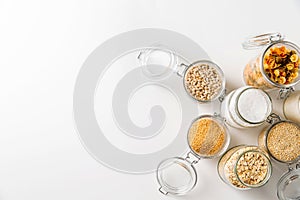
xmin=258 ymin=114 xmax=300 ymax=200
xmin=220 ymin=86 xmax=272 ymax=128
xmin=179 ymin=60 xmax=226 ymax=103
xmin=157 ymin=115 xmax=230 ymax=195
xmin=243 ymin=33 xmax=300 ymax=99
xmin=139 ymin=47 xmax=226 ymax=103
xmin=283 ymin=90 xmax=300 ymax=124
xmin=217 ymin=145 xmax=272 ymax=190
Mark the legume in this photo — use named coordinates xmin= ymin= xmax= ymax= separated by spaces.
xmin=184 ymin=64 xmax=222 ymax=101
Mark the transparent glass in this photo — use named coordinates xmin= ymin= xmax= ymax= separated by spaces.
xmin=156 ymin=157 xmax=197 ymax=195
xmin=218 ymin=145 xmax=272 ymax=190
xmin=139 ymin=48 xmax=226 ymax=103
xmin=156 ymin=115 xmax=230 ymax=196
xmin=187 ymin=115 xmax=230 ymax=159
xmin=258 ymin=118 xmax=300 ymax=200
xmin=277 ymin=165 xmax=300 ymax=200
xmin=221 ymin=86 xmax=272 ymax=128
xmin=244 ymin=41 xmax=300 ymax=90
xmin=258 ymin=120 xmax=300 ymax=164
xmin=283 ymin=91 xmax=300 ymax=124
xmin=182 ymin=60 xmax=226 ymax=103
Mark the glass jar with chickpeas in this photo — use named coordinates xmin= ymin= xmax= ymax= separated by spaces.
xmin=242 ymin=33 xmax=300 ymax=99
xmin=217 ymin=145 xmax=272 ymax=190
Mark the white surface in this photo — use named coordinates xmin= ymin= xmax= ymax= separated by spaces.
xmin=1 ymin=0 xmax=300 ymax=199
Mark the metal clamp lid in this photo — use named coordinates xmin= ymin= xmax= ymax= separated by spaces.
xmin=277 ymin=162 xmax=300 ymax=200
xmin=242 ymin=32 xmax=285 ymax=50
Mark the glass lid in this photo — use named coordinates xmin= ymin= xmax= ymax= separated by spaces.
xmin=277 ymin=167 xmax=300 ymax=200
xmin=73 ymin=28 xmax=210 ymax=174
xmin=157 ymin=157 xmax=197 ymax=195
xmin=242 ymin=32 xmax=285 ymax=50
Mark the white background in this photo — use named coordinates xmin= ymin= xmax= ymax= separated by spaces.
xmin=1 ymin=0 xmax=300 ymax=199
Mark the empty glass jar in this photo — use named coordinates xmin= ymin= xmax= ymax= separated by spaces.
xmin=157 ymin=115 xmax=230 ymax=195
xmin=220 ymin=86 xmax=273 ymax=128
xmin=243 ymin=33 xmax=300 ymax=99
xmin=218 ymin=145 xmax=272 ymax=190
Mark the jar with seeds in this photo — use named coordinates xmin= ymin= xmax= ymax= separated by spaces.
xmin=156 ymin=115 xmax=230 ymax=195
xmin=242 ymin=33 xmax=300 ymax=99
xmin=258 ymin=113 xmax=300 ymax=200
xmin=220 ymin=86 xmax=273 ymax=128
xmin=217 ymin=145 xmax=272 ymax=190
xmin=139 ymin=49 xmax=226 ymax=103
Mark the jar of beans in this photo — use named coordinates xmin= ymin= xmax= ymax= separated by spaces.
xmin=179 ymin=60 xmax=226 ymax=103
xmin=258 ymin=113 xmax=300 ymax=200
xmin=217 ymin=145 xmax=272 ymax=190
xmin=156 ymin=115 xmax=230 ymax=195
xmin=242 ymin=33 xmax=300 ymax=99
xmin=139 ymin=48 xmax=226 ymax=103
xmin=220 ymin=86 xmax=273 ymax=128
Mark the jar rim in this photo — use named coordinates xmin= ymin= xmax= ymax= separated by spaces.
xmin=260 ymin=41 xmax=300 ymax=88
xmin=187 ymin=114 xmax=230 ymax=159
xmin=235 ymin=87 xmax=273 ymax=125
xmin=283 ymin=91 xmax=300 ymax=120
xmin=156 ymin=157 xmax=197 ymax=195
xmin=264 ymin=120 xmax=300 ymax=164
xmin=234 ymin=149 xmax=272 ymax=188
xmin=277 ymin=166 xmax=300 ymax=200
xmin=183 ymin=60 xmax=226 ymax=103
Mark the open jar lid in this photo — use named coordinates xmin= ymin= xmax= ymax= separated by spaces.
xmin=242 ymin=32 xmax=285 ymax=49
xmin=139 ymin=47 xmax=226 ymax=103
xmin=277 ymin=166 xmax=300 ymax=200
xmin=156 ymin=157 xmax=198 ymax=195
xmin=156 ymin=115 xmax=230 ymax=195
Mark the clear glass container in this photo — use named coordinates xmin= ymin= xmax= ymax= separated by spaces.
xmin=283 ymin=90 xmax=300 ymax=124
xmin=242 ymin=33 xmax=300 ymax=99
xmin=258 ymin=114 xmax=300 ymax=200
xmin=217 ymin=145 xmax=272 ymax=190
xmin=220 ymin=86 xmax=272 ymax=128
xmin=139 ymin=48 xmax=226 ymax=103
xmin=180 ymin=60 xmax=226 ymax=103
xmin=157 ymin=115 xmax=230 ymax=195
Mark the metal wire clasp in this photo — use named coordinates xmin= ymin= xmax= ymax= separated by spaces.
xmin=278 ymin=87 xmax=295 ymax=100
xmin=266 ymin=113 xmax=281 ymax=124
xmin=242 ymin=32 xmax=285 ymax=50
xmin=185 ymin=151 xmax=200 ymax=165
